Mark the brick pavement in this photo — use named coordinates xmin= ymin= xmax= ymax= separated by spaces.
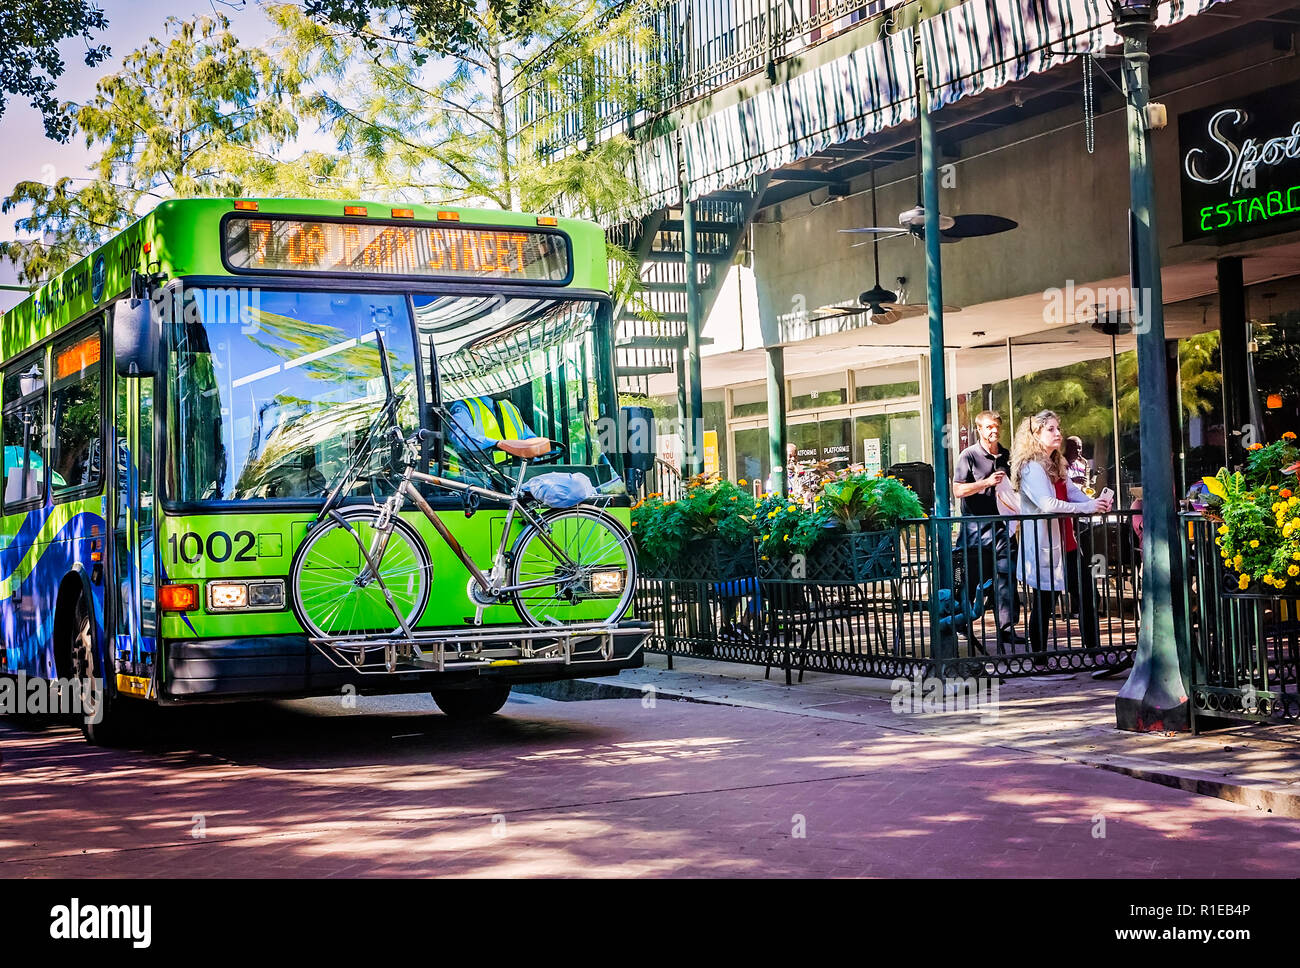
xmin=4 ymin=693 xmax=1300 ymax=877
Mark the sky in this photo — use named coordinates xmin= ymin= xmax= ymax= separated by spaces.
xmin=0 ymin=0 xmax=293 ymax=246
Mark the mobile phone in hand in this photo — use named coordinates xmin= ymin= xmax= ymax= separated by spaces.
xmin=1098 ymin=487 xmax=1114 ymax=506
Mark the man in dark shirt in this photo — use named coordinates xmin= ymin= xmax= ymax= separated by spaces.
xmin=953 ymin=410 xmax=1020 ymax=650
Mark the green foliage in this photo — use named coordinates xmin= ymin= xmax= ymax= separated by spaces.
xmin=302 ymin=0 xmax=547 ymax=60
xmin=1244 ymin=437 xmax=1300 ymax=490
xmin=630 ymin=474 xmax=756 ymax=572
xmin=755 ymin=494 xmax=831 ymax=562
xmin=1205 ymin=432 xmax=1300 ymax=592
xmin=4 ymin=14 xmax=303 ymax=284
xmin=0 ymin=0 xmax=110 ymax=141
xmin=818 ymin=472 xmax=926 ymax=532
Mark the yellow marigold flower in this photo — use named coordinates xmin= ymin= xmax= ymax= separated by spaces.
xmin=1289 ymin=565 xmax=1299 ymax=577
xmin=762 ymin=533 xmax=770 ymax=540
xmin=767 ymin=510 xmax=777 ymax=519
xmin=1251 ymin=540 xmax=1260 ymax=548
xmin=1271 ymin=485 xmax=1280 ymax=491
xmin=787 ymin=505 xmax=796 ymax=513
xmin=738 ymin=479 xmax=748 ymax=486
xmin=1218 ymin=525 xmax=1229 ymax=535
xmin=783 ymin=535 xmax=790 ymax=542
xmin=1240 ymin=574 xmax=1251 ymax=589
xmin=760 ymin=555 xmax=769 ymax=561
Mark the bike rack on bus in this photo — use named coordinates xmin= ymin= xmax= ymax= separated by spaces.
xmin=307 ymin=621 xmax=649 ymax=675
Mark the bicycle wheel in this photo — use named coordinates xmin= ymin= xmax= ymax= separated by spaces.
xmin=290 ymin=506 xmax=432 ymax=638
xmin=508 ymin=507 xmax=637 ymax=627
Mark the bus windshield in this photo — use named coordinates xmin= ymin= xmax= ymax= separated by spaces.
xmin=415 ymin=294 xmax=609 ymax=472
xmin=168 ymin=289 xmax=417 ymax=502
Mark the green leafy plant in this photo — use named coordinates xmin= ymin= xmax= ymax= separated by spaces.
xmin=819 ymin=473 xmax=925 ymax=532
xmin=1244 ymin=435 xmax=1300 ymax=489
xmin=755 ymin=494 xmax=831 ymax=562
xmin=1205 ymin=432 xmax=1300 ymax=592
xmin=630 ymin=473 xmax=756 ymax=572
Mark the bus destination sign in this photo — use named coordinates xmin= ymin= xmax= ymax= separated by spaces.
xmin=223 ymin=216 xmax=571 ymax=282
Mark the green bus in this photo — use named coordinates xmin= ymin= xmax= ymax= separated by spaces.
xmin=0 ymin=197 xmax=646 ymax=744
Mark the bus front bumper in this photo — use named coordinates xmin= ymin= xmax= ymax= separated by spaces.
xmin=161 ymin=620 xmax=649 ymax=703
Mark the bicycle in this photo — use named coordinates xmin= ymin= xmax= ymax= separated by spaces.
xmin=287 ymin=332 xmax=638 ymax=644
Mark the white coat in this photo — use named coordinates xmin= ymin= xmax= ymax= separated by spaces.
xmin=1015 ymin=461 xmax=1100 ymax=591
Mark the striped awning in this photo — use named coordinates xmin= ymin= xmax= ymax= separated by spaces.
xmin=919 ymin=0 xmax=1234 ymax=110
xmin=680 ymin=26 xmax=917 ymax=201
xmin=627 ymin=0 xmax=1236 ymax=209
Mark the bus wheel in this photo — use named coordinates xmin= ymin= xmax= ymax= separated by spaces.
xmin=69 ymin=594 xmax=138 ymax=747
xmin=431 ymin=683 xmax=512 ymax=719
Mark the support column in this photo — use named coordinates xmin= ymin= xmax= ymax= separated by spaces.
xmin=683 ymin=196 xmax=705 ymax=477
xmin=766 ymin=345 xmax=787 ymax=496
xmin=921 ymin=99 xmax=952 ymax=520
xmin=1114 ymin=2 xmax=1190 ymax=732
xmin=920 ymin=70 xmax=955 ymax=673
xmin=1217 ymin=255 xmax=1248 ymax=470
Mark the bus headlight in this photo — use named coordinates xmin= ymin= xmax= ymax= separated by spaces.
xmin=207 ymin=580 xmax=285 ymax=611
xmin=590 ymin=570 xmax=625 ymax=594
xmin=208 ymin=582 xmax=249 ymax=610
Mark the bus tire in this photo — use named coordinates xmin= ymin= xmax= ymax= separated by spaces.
xmin=69 ymin=593 xmax=139 ymax=747
xmin=431 ymin=683 xmax=512 ymax=719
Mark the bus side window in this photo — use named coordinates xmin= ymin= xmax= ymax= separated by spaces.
xmin=2 ymin=354 xmax=46 ymax=507
xmin=51 ymin=327 xmax=104 ymax=495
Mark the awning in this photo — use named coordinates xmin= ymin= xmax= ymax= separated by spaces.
xmin=668 ymin=0 xmax=1235 ymax=203
xmin=680 ymin=26 xmax=917 ymax=201
xmin=919 ymin=0 xmax=1234 ymax=111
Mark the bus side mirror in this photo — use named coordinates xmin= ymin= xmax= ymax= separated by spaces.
xmin=113 ymin=296 xmax=159 ymax=377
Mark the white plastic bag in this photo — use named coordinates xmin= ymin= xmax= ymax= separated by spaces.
xmin=522 ymin=472 xmax=598 ymax=508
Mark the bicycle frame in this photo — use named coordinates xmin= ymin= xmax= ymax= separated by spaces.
xmin=389 ymin=458 xmax=621 ymax=592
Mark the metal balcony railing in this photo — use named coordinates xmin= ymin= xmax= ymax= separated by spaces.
xmin=509 ymin=0 xmax=901 ymax=160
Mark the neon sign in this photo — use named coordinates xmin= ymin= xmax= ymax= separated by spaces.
xmin=1179 ymin=82 xmax=1300 ymax=244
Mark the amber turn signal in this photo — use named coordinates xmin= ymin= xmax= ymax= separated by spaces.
xmin=233 ymin=200 xmax=259 ymax=211
xmin=159 ymin=584 xmax=200 ymax=611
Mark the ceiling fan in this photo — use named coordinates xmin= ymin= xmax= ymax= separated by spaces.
xmin=839 ymin=131 xmax=1019 ymax=245
xmin=812 ymin=169 xmax=962 ymax=325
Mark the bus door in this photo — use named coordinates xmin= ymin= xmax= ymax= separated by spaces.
xmin=113 ymin=374 xmax=157 ymax=672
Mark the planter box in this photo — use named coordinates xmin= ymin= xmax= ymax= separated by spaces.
xmin=642 ymin=537 xmax=757 ymax=581
xmin=760 ymin=529 xmax=901 ymax=583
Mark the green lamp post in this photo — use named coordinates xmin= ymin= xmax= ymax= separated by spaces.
xmin=1110 ymin=0 xmax=1191 ymax=731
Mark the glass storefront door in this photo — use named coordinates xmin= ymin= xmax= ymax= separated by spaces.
xmin=853 ymin=409 xmax=923 ymax=474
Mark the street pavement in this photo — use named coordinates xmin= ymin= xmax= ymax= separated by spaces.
xmin=3 ymin=683 xmax=1300 ymax=877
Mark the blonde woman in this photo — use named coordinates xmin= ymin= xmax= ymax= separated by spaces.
xmin=1010 ymin=410 xmax=1114 ymax=667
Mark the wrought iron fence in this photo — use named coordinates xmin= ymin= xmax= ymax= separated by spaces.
xmin=510 ymin=0 xmax=901 ymax=159
xmin=1184 ymin=514 xmax=1300 ymax=727
xmin=636 ymin=512 xmax=1140 ymax=682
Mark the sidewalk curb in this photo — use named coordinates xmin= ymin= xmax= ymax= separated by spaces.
xmin=515 ymin=674 xmax=1300 ymax=818
xmin=1084 ymin=759 xmax=1300 ymax=819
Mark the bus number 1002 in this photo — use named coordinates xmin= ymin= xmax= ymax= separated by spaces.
xmin=169 ymin=530 xmax=257 ymax=564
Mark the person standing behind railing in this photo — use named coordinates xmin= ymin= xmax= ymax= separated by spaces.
xmin=1010 ymin=410 xmax=1113 ymax=668
xmin=953 ymin=410 xmax=1021 ymax=650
